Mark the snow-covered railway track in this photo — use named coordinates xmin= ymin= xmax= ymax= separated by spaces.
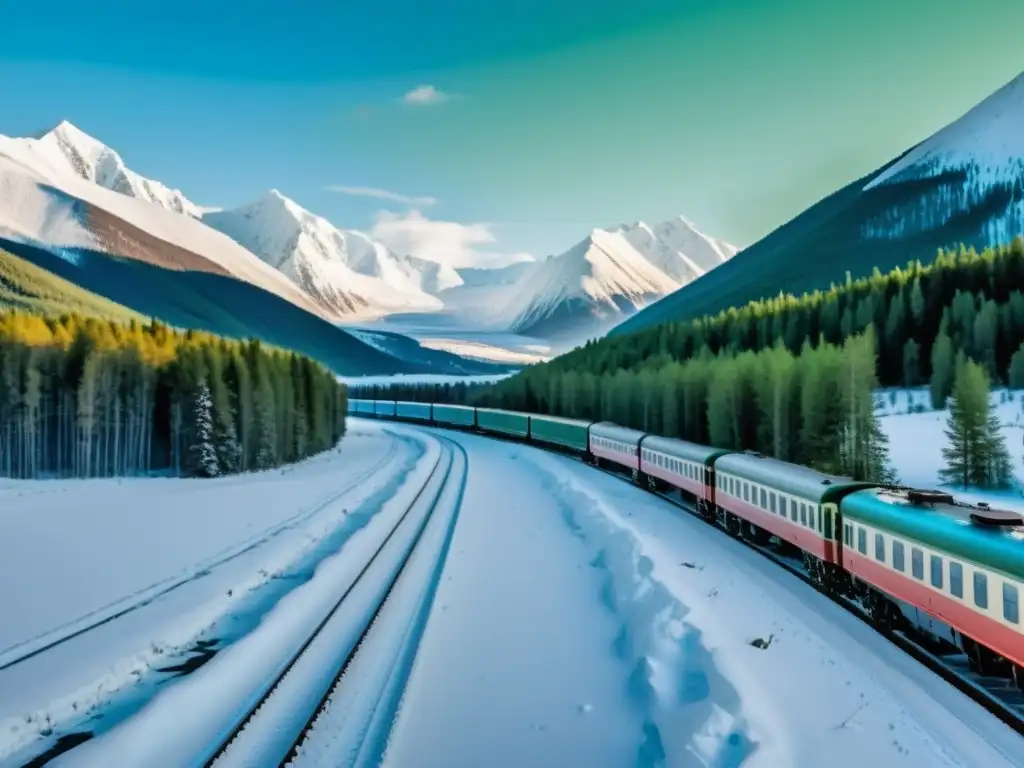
xmin=0 ymin=441 xmax=402 ymax=674
xmin=41 ymin=436 xmax=465 ymax=768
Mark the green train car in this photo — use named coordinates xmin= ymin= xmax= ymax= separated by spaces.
xmin=529 ymin=414 xmax=590 ymax=452
xmin=432 ymin=403 xmax=477 ymax=428
xmin=476 ymin=408 xmax=530 ymax=438
xmin=396 ymin=401 xmax=432 ymax=422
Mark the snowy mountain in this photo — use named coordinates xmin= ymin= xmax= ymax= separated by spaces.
xmin=614 ymin=217 xmax=737 ymax=282
xmin=614 ymin=70 xmax=1024 ymax=336
xmin=203 ymin=191 xmax=444 ymax=321
xmin=18 ymin=121 xmax=206 ymax=218
xmin=500 ymin=223 xmax=732 ymax=345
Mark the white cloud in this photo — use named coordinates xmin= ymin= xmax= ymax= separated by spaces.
xmin=325 ymin=185 xmax=438 ymax=206
xmin=370 ymin=209 xmax=531 ymax=269
xmin=402 ymin=85 xmax=455 ymax=106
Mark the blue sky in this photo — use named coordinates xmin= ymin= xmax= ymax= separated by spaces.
xmin=3 ymin=0 xmax=1024 ymax=265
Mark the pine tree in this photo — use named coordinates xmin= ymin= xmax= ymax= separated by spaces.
xmin=838 ymin=329 xmax=895 ymax=483
xmin=940 ymin=360 xmax=1009 ymax=488
xmin=930 ymin=332 xmax=955 ymax=409
xmin=188 ymin=381 xmax=220 ymax=478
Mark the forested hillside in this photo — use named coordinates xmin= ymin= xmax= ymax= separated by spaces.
xmin=0 ymin=248 xmax=142 ymax=321
xmin=0 ymin=311 xmax=348 ymax=480
xmin=535 ymin=237 xmax=1024 ymax=401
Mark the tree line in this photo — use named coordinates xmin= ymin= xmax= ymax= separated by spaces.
xmin=537 ymin=237 xmax=1024 ymax=403
xmin=0 ymin=310 xmax=348 ymax=480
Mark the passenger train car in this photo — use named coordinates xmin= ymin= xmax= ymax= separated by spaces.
xmin=348 ymin=398 xmax=1024 ymax=685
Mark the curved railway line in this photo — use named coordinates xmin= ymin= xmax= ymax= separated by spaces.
xmin=352 ymin=402 xmax=1024 ymax=740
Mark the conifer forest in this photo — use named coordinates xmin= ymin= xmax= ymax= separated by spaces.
xmin=353 ymin=240 xmax=1024 ymax=490
xmin=0 ymin=311 xmax=348 ymax=480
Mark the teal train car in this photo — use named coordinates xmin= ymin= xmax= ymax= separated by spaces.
xmin=396 ymin=401 xmax=432 ymax=422
xmin=432 ymin=404 xmax=477 ymax=428
xmin=840 ymin=486 xmax=1024 ymax=671
xmin=529 ymin=414 xmax=590 ymax=452
xmin=374 ymin=400 xmax=397 ymax=417
xmin=476 ymin=408 xmax=530 ymax=438
xmin=348 ymin=399 xmax=376 ymax=416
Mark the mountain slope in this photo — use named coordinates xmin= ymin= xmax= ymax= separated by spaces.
xmin=203 ymin=191 xmax=443 ymax=321
xmin=0 ymin=126 xmax=506 ymax=376
xmin=18 ymin=121 xmax=206 ymax=218
xmin=614 ymin=71 xmax=1024 ymax=336
xmin=501 ymin=229 xmax=687 ymax=343
xmin=0 ymin=246 xmax=142 ymax=321
xmin=496 ymin=219 xmax=735 ymax=346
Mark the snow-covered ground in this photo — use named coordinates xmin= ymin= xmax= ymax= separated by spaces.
xmin=0 ymin=422 xmax=427 ymax=763
xmin=338 ymin=371 xmax=516 ymax=388
xmin=878 ymin=386 xmax=1024 ymax=511
xmin=384 ymin=432 xmax=1019 ymax=767
xmin=3 ymin=410 xmax=1022 ymax=766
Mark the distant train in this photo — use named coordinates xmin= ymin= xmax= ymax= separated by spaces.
xmin=348 ymin=399 xmax=1024 ymax=687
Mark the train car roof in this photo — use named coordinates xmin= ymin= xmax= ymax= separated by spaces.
xmin=641 ymin=435 xmax=731 ymax=465
xmin=395 ymin=400 xmax=430 ymax=406
xmin=714 ymin=451 xmax=874 ymax=502
xmin=433 ymin=402 xmax=475 ymax=410
xmin=529 ymin=413 xmax=594 ymax=428
xmin=590 ymin=421 xmax=646 ymax=444
xmin=842 ymin=487 xmax=1024 ymax=581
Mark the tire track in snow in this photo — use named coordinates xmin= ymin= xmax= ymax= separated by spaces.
xmin=532 ymin=460 xmax=758 ymax=768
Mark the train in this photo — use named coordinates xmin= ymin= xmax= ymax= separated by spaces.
xmin=348 ymin=398 xmax=1024 ymax=686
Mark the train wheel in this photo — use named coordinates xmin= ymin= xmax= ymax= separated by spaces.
xmin=867 ymin=591 xmax=894 ymax=634
xmin=725 ymin=513 xmax=741 ymax=537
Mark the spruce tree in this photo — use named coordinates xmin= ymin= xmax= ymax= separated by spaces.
xmin=940 ymin=360 xmax=1009 ymax=488
xmin=930 ymin=332 xmax=955 ymax=409
xmin=188 ymin=381 xmax=220 ymax=478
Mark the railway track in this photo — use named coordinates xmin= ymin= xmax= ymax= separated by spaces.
xmin=28 ymin=436 xmax=466 ymax=768
xmin=0 ymin=440 xmax=404 ymax=673
xmin=372 ymin=418 xmax=1024 ymax=739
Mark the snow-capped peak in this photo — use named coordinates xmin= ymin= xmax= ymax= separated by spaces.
xmin=203 ymin=190 xmax=445 ymax=320
xmin=24 ymin=121 xmax=206 ymax=218
xmin=492 ymin=216 xmax=736 ymax=346
xmin=867 ymin=71 xmax=1024 ymax=190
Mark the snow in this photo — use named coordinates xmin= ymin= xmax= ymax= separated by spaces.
xmin=867 ymin=72 xmax=1024 ymax=191
xmin=21 ymin=122 xmax=205 ymax=219
xmin=510 ymin=444 xmax=1024 ymax=768
xmin=614 ymin=216 xmax=738 ymax=283
xmin=0 ymin=423 xmax=425 ymax=762
xmin=47 ymin=424 xmax=447 ymax=767
xmin=499 ymin=220 xmax=736 ymax=348
xmin=877 ymin=386 xmax=1024 ymax=512
xmin=379 ymin=430 xmax=646 ymax=767
xmin=337 ymin=372 xmax=515 ymax=387
xmin=0 ymin=125 xmax=320 ymax=316
xmin=203 ymin=191 xmax=445 ymax=321
xmin=0 ymin=157 xmax=96 ymax=249
xmin=416 ymin=337 xmax=550 ymax=365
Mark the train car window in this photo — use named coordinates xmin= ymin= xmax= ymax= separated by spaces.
xmin=949 ymin=562 xmax=963 ymax=598
xmin=744 ymin=483 xmax=750 ymax=502
xmin=792 ymin=503 xmax=800 ymax=522
xmin=892 ymin=541 xmax=905 ymax=571
xmin=810 ymin=507 xmax=817 ymax=530
xmin=1003 ymin=583 xmax=1019 ymax=624
xmin=769 ymin=493 xmax=777 ymax=513
xmin=779 ymin=496 xmax=787 ymax=517
xmin=911 ymin=549 xmax=924 ymax=580
xmin=974 ymin=572 xmax=989 ymax=609
xmin=930 ymin=555 xmax=943 ymax=589
xmin=801 ymin=505 xmax=808 ymax=526
xmin=857 ymin=527 xmax=867 ymax=555
xmin=875 ymin=533 xmax=885 ymax=562
xmin=759 ymin=488 xmax=767 ymax=508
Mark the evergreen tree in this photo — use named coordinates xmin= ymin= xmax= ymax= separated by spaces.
xmin=940 ymin=360 xmax=1010 ymax=488
xmin=188 ymin=381 xmax=219 ymax=478
xmin=930 ymin=333 xmax=955 ymax=409
xmin=837 ymin=329 xmax=895 ymax=483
